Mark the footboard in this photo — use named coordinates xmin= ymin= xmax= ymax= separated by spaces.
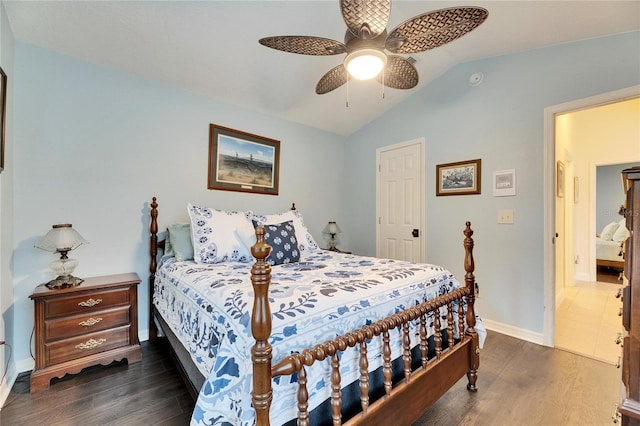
xmin=250 ymin=223 xmax=479 ymax=426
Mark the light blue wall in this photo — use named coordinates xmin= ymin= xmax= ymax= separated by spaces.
xmin=10 ymin=30 xmax=640 ymax=370
xmin=0 ymin=1 xmax=16 ymax=397
xmin=12 ymin=43 xmax=346 ymax=368
xmin=596 ymin=162 xmax=640 ymax=232
xmin=343 ymin=31 xmax=640 ymax=334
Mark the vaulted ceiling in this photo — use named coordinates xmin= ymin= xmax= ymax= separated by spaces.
xmin=4 ymin=1 xmax=640 ymax=135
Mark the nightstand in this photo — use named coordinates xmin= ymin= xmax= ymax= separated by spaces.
xmin=29 ymin=273 xmax=142 ymax=392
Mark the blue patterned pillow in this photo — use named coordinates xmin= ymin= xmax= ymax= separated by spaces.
xmin=188 ymin=203 xmax=254 ymax=264
xmin=253 ymin=220 xmax=300 ymax=266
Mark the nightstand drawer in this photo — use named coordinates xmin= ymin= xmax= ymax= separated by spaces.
xmin=44 ymin=306 xmax=131 ymax=341
xmin=44 ymin=288 xmax=131 ymax=319
xmin=45 ymin=325 xmax=131 ymax=366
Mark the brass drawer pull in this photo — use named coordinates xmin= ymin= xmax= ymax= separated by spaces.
xmin=75 ymin=338 xmax=106 ymax=350
xmin=78 ymin=317 xmax=103 ymax=327
xmin=78 ymin=298 xmax=102 ymax=307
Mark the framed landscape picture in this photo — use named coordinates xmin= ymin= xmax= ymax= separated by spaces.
xmin=436 ymin=159 xmax=482 ymax=196
xmin=208 ymin=124 xmax=280 ymax=195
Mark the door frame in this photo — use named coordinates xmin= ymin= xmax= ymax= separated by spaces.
xmin=375 ymin=138 xmax=426 ymax=262
xmin=542 ymin=84 xmax=640 ymax=347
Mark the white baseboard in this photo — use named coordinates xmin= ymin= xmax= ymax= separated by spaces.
xmin=0 ymin=364 xmax=17 ymax=411
xmin=574 ymin=272 xmax=590 ymax=281
xmin=482 ymin=318 xmax=544 ymax=345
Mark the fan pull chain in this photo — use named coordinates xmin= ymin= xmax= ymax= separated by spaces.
xmin=346 ymin=77 xmax=350 ymax=108
xmin=381 ymin=67 xmax=385 ymax=99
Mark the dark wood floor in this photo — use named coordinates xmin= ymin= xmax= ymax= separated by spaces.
xmin=414 ymin=331 xmax=620 ymax=425
xmin=1 ymin=331 xmax=620 ymax=425
xmin=0 ymin=339 xmax=194 ymax=425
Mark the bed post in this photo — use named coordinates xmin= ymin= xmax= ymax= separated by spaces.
xmin=463 ymin=221 xmax=479 ymax=391
xmin=251 ymin=226 xmax=273 ymax=426
xmin=149 ymin=197 xmax=159 ymax=341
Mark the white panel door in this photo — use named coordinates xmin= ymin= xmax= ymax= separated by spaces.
xmin=377 ymin=140 xmax=424 ymax=262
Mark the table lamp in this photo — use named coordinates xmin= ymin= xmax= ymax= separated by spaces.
xmin=322 ymin=221 xmax=341 ymax=252
xmin=35 ymin=224 xmax=88 ymax=289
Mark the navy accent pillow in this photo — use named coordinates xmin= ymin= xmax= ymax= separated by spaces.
xmin=253 ymin=220 xmax=300 ymax=266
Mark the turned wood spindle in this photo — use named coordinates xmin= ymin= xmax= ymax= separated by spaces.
xmin=297 ymin=365 xmax=309 ymax=426
xmin=434 ymin=312 xmax=442 ymax=359
xmin=331 ymin=354 xmax=342 ymax=425
xmin=419 ymin=315 xmax=428 ymax=368
xmin=402 ymin=322 xmax=411 ymax=382
xmin=359 ymin=341 xmax=370 ymax=413
xmin=251 ymin=226 xmax=273 ymax=426
xmin=447 ymin=302 xmax=455 ymax=349
xmin=382 ymin=330 xmax=392 ymax=396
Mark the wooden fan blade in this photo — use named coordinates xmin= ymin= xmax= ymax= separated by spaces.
xmin=316 ymin=65 xmax=348 ymax=94
xmin=387 ymin=7 xmax=488 ymax=54
xmin=259 ymin=36 xmax=346 ymax=55
xmin=340 ymin=0 xmax=390 ymax=38
xmin=377 ymin=56 xmax=418 ymax=90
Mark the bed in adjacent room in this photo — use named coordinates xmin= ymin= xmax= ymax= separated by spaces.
xmin=148 ymin=197 xmax=485 ymax=425
xmin=596 ymin=219 xmax=628 ymax=269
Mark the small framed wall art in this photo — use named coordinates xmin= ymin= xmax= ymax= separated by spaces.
xmin=556 ymin=161 xmax=565 ymax=198
xmin=436 ymin=159 xmax=481 ymax=196
xmin=492 ymin=169 xmax=516 ymax=197
xmin=208 ymin=124 xmax=280 ymax=195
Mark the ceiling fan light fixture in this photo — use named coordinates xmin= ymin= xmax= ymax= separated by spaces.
xmin=344 ymin=49 xmax=387 ymax=80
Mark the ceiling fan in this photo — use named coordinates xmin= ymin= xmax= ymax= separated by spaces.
xmin=259 ymin=1 xmax=488 ymax=95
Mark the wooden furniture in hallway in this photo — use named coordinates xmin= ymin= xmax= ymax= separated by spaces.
xmin=619 ymin=167 xmax=640 ymax=425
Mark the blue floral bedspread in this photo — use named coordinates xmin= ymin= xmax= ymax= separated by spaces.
xmin=153 ymin=250 xmax=467 ymax=426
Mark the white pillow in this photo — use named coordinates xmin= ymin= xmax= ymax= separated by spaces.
xmin=612 ymin=219 xmax=630 ymax=242
xmin=600 ymin=221 xmax=620 ymax=241
xmin=252 ymin=210 xmax=319 ymax=258
xmin=187 ymin=203 xmax=254 ymax=264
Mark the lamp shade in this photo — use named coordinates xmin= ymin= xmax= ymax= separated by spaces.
xmin=322 ymin=221 xmax=341 ymax=236
xmin=344 ymin=49 xmax=387 ymax=80
xmin=35 ymin=224 xmax=88 ymax=289
xmin=35 ymin=224 xmax=88 ymax=253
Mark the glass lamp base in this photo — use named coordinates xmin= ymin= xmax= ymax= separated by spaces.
xmin=46 ymin=275 xmax=84 ymax=290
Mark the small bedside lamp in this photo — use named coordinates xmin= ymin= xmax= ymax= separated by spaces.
xmin=35 ymin=224 xmax=88 ymax=289
xmin=322 ymin=221 xmax=342 ymax=252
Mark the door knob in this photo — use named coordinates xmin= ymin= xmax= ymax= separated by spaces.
xmin=412 ymin=229 xmax=419 ymax=238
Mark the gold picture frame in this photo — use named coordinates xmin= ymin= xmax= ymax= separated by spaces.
xmin=436 ymin=159 xmax=482 ymax=196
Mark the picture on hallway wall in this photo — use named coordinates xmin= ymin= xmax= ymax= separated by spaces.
xmin=557 ymin=161 xmax=565 ymax=198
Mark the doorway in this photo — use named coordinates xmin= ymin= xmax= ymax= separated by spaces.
xmin=543 ymin=86 xmax=640 ymax=355
xmin=376 ymin=138 xmax=425 ymax=262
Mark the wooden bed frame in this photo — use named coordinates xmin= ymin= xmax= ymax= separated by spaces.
xmin=148 ymin=197 xmax=480 ymax=425
xmin=596 ymin=258 xmax=624 ymax=269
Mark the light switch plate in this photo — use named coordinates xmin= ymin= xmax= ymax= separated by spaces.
xmin=498 ymin=209 xmax=514 ymax=224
